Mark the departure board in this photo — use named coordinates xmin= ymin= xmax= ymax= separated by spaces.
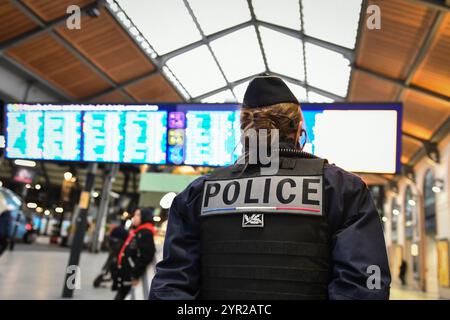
xmin=3 ymin=102 xmax=402 ymax=174
xmin=43 ymin=111 xmax=81 ymax=161
xmin=183 ymin=110 xmax=241 ymax=166
xmin=6 ymin=110 xmax=43 ymax=159
xmin=83 ymin=111 xmax=167 ymax=164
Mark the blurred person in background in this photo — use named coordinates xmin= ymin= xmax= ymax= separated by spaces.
xmin=112 ymin=207 xmax=156 ymax=300
xmin=399 ymin=260 xmax=407 ymax=286
xmin=93 ymin=214 xmax=129 ymax=288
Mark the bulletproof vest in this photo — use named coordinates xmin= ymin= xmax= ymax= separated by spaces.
xmin=199 ymin=152 xmax=331 ymax=300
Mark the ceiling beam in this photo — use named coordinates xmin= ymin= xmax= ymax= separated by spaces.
xmin=157 ymin=21 xmax=253 ymax=65
xmin=192 ymin=71 xmax=345 ymax=102
xmin=347 ymin=0 xmax=369 ymax=101
xmin=395 ymin=10 xmax=446 ymax=101
xmin=157 ymin=21 xmax=354 ymax=65
xmin=354 ymin=66 xmax=450 ymax=103
xmin=256 ymin=20 xmax=354 ymax=62
xmin=191 ymin=73 xmax=260 ymax=101
xmin=182 ymin=0 xmax=236 ymax=100
xmin=407 ymin=116 xmax=450 ymax=166
xmin=0 ymin=2 xmax=98 ymax=52
xmin=271 ymin=72 xmax=345 ymax=101
xmin=11 ymin=0 xmax=138 ymax=103
xmin=407 ymin=0 xmax=450 ymax=12
xmin=247 ymin=0 xmax=269 ymax=72
xmin=1 ymin=54 xmax=72 ymax=101
xmin=104 ymin=1 xmax=189 ymax=101
xmin=83 ymin=69 xmax=159 ymax=102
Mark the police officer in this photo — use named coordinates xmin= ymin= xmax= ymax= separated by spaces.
xmin=150 ymin=76 xmax=391 ymax=300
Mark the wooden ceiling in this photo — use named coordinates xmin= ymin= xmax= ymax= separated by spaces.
xmin=0 ymin=0 xmax=181 ymax=102
xmin=349 ymin=0 xmax=450 ymax=165
xmin=0 ymin=0 xmax=448 ymax=171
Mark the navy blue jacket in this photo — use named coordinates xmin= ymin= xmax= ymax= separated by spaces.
xmin=150 ymin=162 xmax=391 ymax=300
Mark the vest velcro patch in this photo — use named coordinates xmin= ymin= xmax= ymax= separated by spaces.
xmin=201 ymin=175 xmax=323 ymax=216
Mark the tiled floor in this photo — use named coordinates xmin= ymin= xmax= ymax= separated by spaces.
xmin=390 ymin=287 xmax=440 ymax=300
xmin=0 ymin=241 xmax=116 ymax=300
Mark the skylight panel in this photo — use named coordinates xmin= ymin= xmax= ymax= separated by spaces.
xmin=302 ymin=0 xmax=362 ymax=49
xmin=232 ymin=81 xmax=251 ymax=103
xmin=166 ymin=45 xmax=227 ymax=98
xmin=201 ymin=90 xmax=236 ymax=103
xmin=187 ymin=0 xmax=251 ymax=35
xmin=252 ymin=0 xmax=301 ymax=30
xmin=210 ymin=26 xmax=265 ymax=82
xmin=307 ymin=91 xmax=335 ymax=103
xmin=117 ymin=0 xmax=201 ymax=55
xmin=305 ymin=42 xmax=350 ymax=97
xmin=285 ymin=82 xmax=308 ymax=102
xmin=259 ymin=27 xmax=305 ymax=80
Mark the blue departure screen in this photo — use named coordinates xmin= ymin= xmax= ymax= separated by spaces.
xmin=6 ymin=110 xmax=44 ymax=159
xmin=83 ymin=110 xmax=167 ymax=164
xmin=43 ymin=111 xmax=81 ymax=161
xmin=4 ymin=103 xmax=402 ymax=173
xmin=183 ymin=110 xmax=241 ymax=166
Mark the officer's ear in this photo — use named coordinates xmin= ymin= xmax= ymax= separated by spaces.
xmin=295 ymin=120 xmax=303 ymax=147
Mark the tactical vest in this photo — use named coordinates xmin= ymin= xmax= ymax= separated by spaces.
xmin=199 ymin=152 xmax=331 ymax=300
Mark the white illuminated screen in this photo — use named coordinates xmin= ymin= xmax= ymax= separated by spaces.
xmin=302 ymin=109 xmax=398 ymax=174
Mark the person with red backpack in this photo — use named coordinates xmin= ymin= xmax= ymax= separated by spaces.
xmin=112 ymin=207 xmax=156 ymax=300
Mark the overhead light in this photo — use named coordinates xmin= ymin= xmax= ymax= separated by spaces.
xmin=25 ymin=184 xmax=31 ymax=189
xmin=27 ymin=202 xmax=37 ymax=209
xmin=0 ymin=181 xmax=3 ymax=187
xmin=36 ymin=207 xmax=43 ymax=213
xmin=35 ymin=184 xmax=41 ymax=190
xmin=408 ymin=199 xmax=416 ymax=207
xmin=14 ymin=159 xmax=36 ymax=167
xmin=92 ymin=191 xmax=99 ymax=198
xmin=44 ymin=210 xmax=50 ymax=216
xmin=153 ymin=216 xmax=161 ymax=222
xmin=109 ymin=191 xmax=120 ymax=199
xmin=381 ymin=216 xmax=388 ymax=223
xmin=432 ymin=179 xmax=444 ymax=193
xmin=55 ymin=207 xmax=64 ymax=213
xmin=392 ymin=209 xmax=400 ymax=216
xmin=64 ymin=172 xmax=73 ymax=181
xmin=160 ymin=192 xmax=177 ymax=209
xmin=406 ymin=220 xmax=413 ymax=227
xmin=122 ymin=211 xmax=129 ymax=219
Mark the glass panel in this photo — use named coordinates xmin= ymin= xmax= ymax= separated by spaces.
xmin=166 ymin=45 xmax=227 ymax=97
xmin=253 ymin=0 xmax=301 ymax=30
xmin=259 ymin=27 xmax=305 ymax=80
xmin=210 ymin=26 xmax=265 ymax=82
xmin=285 ymin=82 xmax=307 ymax=102
xmin=117 ymin=0 xmax=201 ymax=55
xmin=232 ymin=81 xmax=251 ymax=103
xmin=303 ymin=0 xmax=362 ymax=49
xmin=307 ymin=91 xmax=334 ymax=103
xmin=201 ymin=90 xmax=236 ymax=103
xmin=187 ymin=0 xmax=251 ymax=35
xmin=305 ymin=42 xmax=350 ymax=97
